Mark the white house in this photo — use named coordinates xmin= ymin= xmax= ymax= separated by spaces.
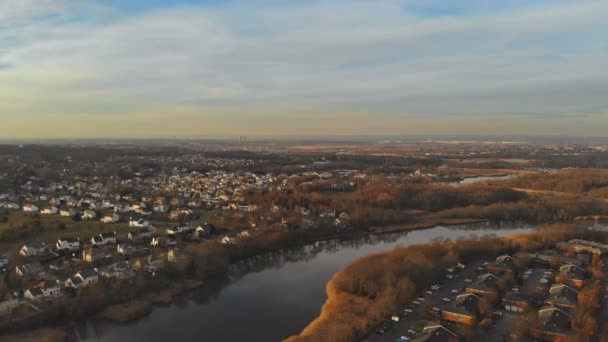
xmin=101 ymin=213 xmax=120 ymax=223
xmin=65 ymin=269 xmax=99 ymax=288
xmin=55 ymin=238 xmax=80 ymax=252
xmin=82 ymin=210 xmax=97 ymax=220
xmin=221 ymin=236 xmax=235 ymax=244
xmin=117 ymin=244 xmax=135 ymax=255
xmin=129 ymin=218 xmax=150 ymax=228
xmin=24 ymin=282 xmax=62 ymax=301
xmin=60 ymin=208 xmax=78 ymax=217
xmin=97 ymin=262 xmax=135 ymax=280
xmin=19 ymin=243 xmax=51 ymax=257
xmin=15 ymin=262 xmax=45 ymax=278
xmin=41 ymin=206 xmax=59 ymax=215
xmin=90 ymin=232 xmax=117 ymax=246
xmin=166 ymin=225 xmax=192 ymax=235
xmin=82 ymin=248 xmax=112 ymax=262
xmin=3 ymin=202 xmax=20 ymax=210
xmin=134 ymin=255 xmax=164 ymax=273
xmin=22 ymin=204 xmax=39 ymax=212
xmin=151 ymin=237 xmax=177 ymax=247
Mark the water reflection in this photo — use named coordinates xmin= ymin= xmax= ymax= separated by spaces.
xmin=70 ymin=222 xmax=531 ymax=342
xmin=449 ymin=174 xmax=518 ymax=185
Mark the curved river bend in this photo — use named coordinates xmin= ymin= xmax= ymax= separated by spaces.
xmin=73 ymin=222 xmax=530 ymax=342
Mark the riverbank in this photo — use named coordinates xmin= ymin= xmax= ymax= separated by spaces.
xmin=370 ymin=217 xmax=488 ymax=234
xmin=0 ymin=222 xmax=527 ymax=340
xmin=103 ymin=301 xmax=152 ymax=323
xmin=286 ymin=225 xmax=607 ymax=342
xmin=1 ymin=327 xmax=66 ymax=342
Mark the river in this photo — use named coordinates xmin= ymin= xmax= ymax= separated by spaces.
xmin=72 ymin=222 xmax=531 ymax=342
xmin=449 ymin=174 xmax=518 ymax=185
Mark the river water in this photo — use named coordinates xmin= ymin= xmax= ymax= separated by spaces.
xmin=450 ymin=174 xmax=518 ymax=185
xmin=72 ymin=222 xmax=531 ymax=342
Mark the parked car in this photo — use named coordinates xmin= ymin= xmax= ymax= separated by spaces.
xmin=425 ymin=290 xmax=433 ymax=295
xmin=464 ymin=278 xmax=473 ymax=283
xmin=412 ymin=300 xmax=421 ymax=305
xmin=446 ymin=274 xmax=454 ymax=279
xmin=397 ymin=336 xmax=410 ymax=342
xmin=442 ymin=297 xmax=451 ymax=303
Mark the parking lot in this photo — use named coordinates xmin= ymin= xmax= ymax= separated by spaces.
xmin=365 ymin=259 xmax=485 ymax=342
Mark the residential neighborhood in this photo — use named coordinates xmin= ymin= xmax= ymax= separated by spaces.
xmin=368 ymin=239 xmax=608 ymax=342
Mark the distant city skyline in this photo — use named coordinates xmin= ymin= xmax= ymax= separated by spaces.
xmin=1 ymin=0 xmax=607 ymax=138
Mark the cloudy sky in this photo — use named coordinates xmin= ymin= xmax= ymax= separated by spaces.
xmin=1 ymin=0 xmax=607 ymax=138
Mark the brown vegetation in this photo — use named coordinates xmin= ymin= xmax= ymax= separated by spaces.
xmin=0 ymin=327 xmax=66 ymax=342
xmin=286 ymin=226 xmax=608 ymax=342
xmin=103 ymin=301 xmax=153 ymax=323
xmin=498 ymin=168 xmax=608 ymax=195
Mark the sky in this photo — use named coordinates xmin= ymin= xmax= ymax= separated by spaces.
xmin=0 ymin=0 xmax=607 ymax=138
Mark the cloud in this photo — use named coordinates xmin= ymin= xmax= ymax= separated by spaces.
xmin=0 ymin=0 xmax=607 ymax=137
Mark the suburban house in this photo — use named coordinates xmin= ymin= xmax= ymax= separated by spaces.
xmin=101 ymin=213 xmax=120 ymax=223
xmin=466 ymin=274 xmax=500 ymax=295
xmin=167 ymin=249 xmax=188 ymax=263
xmin=90 ymin=232 xmax=117 ymax=246
xmin=22 ymin=204 xmax=39 ymax=212
xmin=117 ymin=243 xmax=135 ymax=255
xmin=134 ymin=255 xmax=164 ymax=273
xmin=489 ymin=255 xmax=517 ymax=275
xmin=544 ymin=284 xmax=579 ymax=310
xmin=19 ymin=243 xmax=51 ymax=257
xmin=221 ymin=236 xmax=236 ymax=244
xmin=558 ymin=264 xmax=586 ymax=288
xmin=412 ymin=322 xmax=460 ymax=342
xmin=24 ymin=281 xmax=62 ymax=301
xmin=192 ymin=225 xmax=213 ymax=238
xmin=97 ymin=261 xmax=135 ymax=280
xmin=3 ymin=202 xmax=20 ymax=210
xmin=557 ymin=240 xmax=608 ymax=257
xmin=82 ymin=210 xmax=97 ymax=220
xmin=166 ymin=225 xmax=192 ymax=235
xmin=530 ymin=307 xmax=571 ymax=342
xmin=82 ymin=248 xmax=112 ymax=263
xmin=65 ymin=269 xmax=99 ymax=288
xmin=56 ymin=237 xmax=81 ymax=252
xmin=0 ymin=255 xmax=8 ymax=268
xmin=129 ymin=218 xmax=150 ymax=228
xmin=40 ymin=206 xmax=59 ymax=215
xmin=116 ymin=243 xmax=146 ymax=256
xmin=502 ymin=292 xmax=531 ymax=313
xmin=59 ymin=207 xmax=78 ymax=217
xmin=441 ymin=293 xmax=481 ymax=326
xmin=151 ymin=236 xmax=177 ymax=247
xmin=15 ymin=262 xmax=46 ymax=278
xmin=128 ymin=228 xmax=152 ymax=241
